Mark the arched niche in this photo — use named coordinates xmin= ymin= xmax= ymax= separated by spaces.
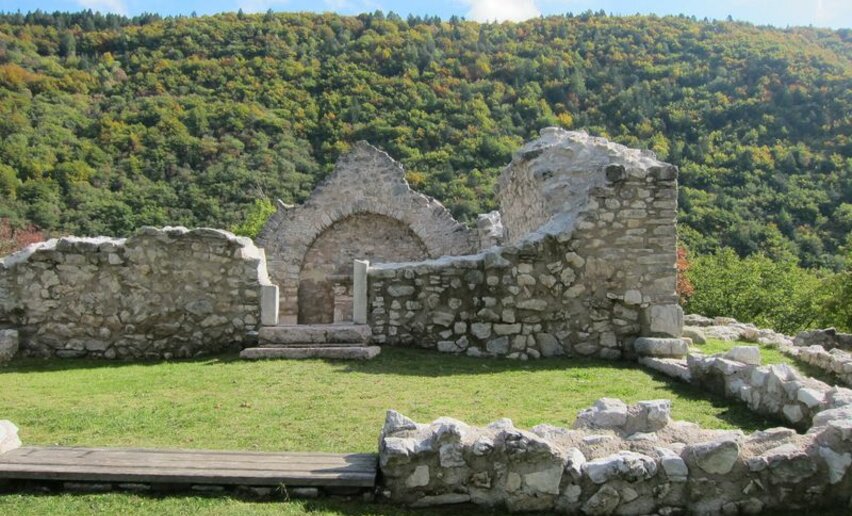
xmin=297 ymin=213 xmax=428 ymax=324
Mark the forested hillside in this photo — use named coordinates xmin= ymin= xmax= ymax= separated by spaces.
xmin=0 ymin=10 xmax=849 ymax=273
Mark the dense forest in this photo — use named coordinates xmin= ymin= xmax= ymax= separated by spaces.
xmin=0 ymin=10 xmax=849 ymax=330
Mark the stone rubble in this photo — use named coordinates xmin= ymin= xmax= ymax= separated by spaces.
xmin=379 ymin=396 xmax=852 ymax=513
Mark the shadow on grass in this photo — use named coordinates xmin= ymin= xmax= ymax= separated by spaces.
xmin=2 ymin=488 xmax=502 ymax=515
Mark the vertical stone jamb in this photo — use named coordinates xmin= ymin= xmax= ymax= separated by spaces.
xmin=353 ymin=260 xmax=369 ymax=324
xmin=260 ymin=285 xmax=280 ymax=326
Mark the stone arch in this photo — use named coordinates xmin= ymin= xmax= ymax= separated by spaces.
xmin=297 ymin=213 xmax=429 ymax=324
xmin=256 ymin=141 xmax=477 ymax=323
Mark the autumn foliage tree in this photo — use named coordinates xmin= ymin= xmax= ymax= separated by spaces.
xmin=0 ymin=218 xmax=44 ymax=256
xmin=676 ymin=245 xmax=694 ymax=303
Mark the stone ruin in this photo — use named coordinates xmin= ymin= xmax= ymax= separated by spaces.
xmin=0 ymin=128 xmax=682 ymax=361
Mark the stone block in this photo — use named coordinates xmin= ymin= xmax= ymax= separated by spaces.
xmin=575 ymin=398 xmax=628 ymax=429
xmin=260 ymin=284 xmax=279 ymax=326
xmin=583 ymin=451 xmax=657 ymax=483
xmin=724 ymin=346 xmax=761 ymax=366
xmin=352 ymin=260 xmax=369 ymax=324
xmin=634 ymin=337 xmax=688 ymax=358
xmin=0 ymin=329 xmax=18 ymax=365
xmin=688 ymin=438 xmax=740 ymax=475
xmin=644 ymin=304 xmax=683 ymax=337
xmin=0 ymin=420 xmax=21 ymax=454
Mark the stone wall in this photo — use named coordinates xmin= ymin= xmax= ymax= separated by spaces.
xmin=379 ymin=397 xmax=852 ymax=513
xmin=367 ymin=129 xmax=682 ymax=359
xmin=794 ymin=328 xmax=852 ymax=352
xmin=682 ymin=316 xmax=852 ymax=387
xmin=793 ymin=346 xmax=852 ymax=387
xmin=0 ymin=227 xmax=275 ymax=360
xmin=256 ymin=142 xmax=477 ymax=324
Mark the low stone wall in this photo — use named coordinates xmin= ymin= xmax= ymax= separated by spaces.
xmin=682 ymin=314 xmax=792 ymax=347
xmin=793 ymin=346 xmax=852 ymax=387
xmin=686 ymin=352 xmax=852 ymax=429
xmin=379 ymin=397 xmax=852 ymax=513
xmin=367 ymin=129 xmax=682 ymax=359
xmin=683 ymin=315 xmax=852 ymax=387
xmin=794 ymin=328 xmax=852 ymax=352
xmin=0 ymin=227 xmax=277 ymax=360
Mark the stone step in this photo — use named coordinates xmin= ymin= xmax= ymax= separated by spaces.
xmin=258 ymin=324 xmax=372 ymax=346
xmin=240 ymin=346 xmax=381 ymax=361
xmin=259 ymin=342 xmax=367 ymax=348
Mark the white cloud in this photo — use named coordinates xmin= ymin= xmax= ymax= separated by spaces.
xmin=465 ymin=0 xmax=541 ymax=22
xmin=77 ymin=0 xmax=127 ymax=15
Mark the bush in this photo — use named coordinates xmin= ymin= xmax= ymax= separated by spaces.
xmin=231 ymin=198 xmax=276 ymax=238
xmin=684 ymin=248 xmax=844 ymax=334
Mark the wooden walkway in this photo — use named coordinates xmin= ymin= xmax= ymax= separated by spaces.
xmin=0 ymin=446 xmax=377 ymax=488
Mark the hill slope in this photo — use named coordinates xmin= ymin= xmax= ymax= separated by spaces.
xmin=0 ymin=10 xmax=849 ymax=268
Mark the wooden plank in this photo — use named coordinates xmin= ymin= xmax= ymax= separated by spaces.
xmin=1 ymin=458 xmax=376 ymax=474
xmin=0 ymin=446 xmax=378 ymax=488
xmin=9 ymin=446 xmax=376 ymax=460
xmin=10 ymin=449 xmax=375 ymax=469
xmin=0 ymin=464 xmax=376 ymax=487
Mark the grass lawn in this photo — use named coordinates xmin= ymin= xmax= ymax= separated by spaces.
xmin=1 ymin=346 xmax=790 ymax=514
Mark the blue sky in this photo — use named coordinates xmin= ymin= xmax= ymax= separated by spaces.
xmin=0 ymin=0 xmax=848 ymax=29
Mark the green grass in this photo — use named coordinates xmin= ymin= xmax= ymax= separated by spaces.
xmin=0 ymin=347 xmax=788 ymax=514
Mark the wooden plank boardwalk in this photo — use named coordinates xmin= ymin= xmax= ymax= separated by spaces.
xmin=0 ymin=446 xmax=377 ymax=488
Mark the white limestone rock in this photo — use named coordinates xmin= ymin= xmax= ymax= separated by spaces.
xmin=581 ymin=485 xmax=621 ymax=515
xmin=647 ymin=304 xmax=683 ymax=337
xmin=405 ymin=465 xmax=430 ymax=488
xmin=583 ymin=451 xmax=658 ymax=483
xmin=724 ymin=346 xmax=761 ymax=366
xmin=574 ymin=398 xmax=628 ymax=430
xmin=819 ymin=446 xmax=851 ymax=484
xmin=0 ymin=420 xmax=21 ymax=454
xmin=0 ymin=329 xmax=18 ymax=365
xmin=683 ymin=326 xmax=707 ymax=345
xmin=634 ymin=337 xmax=688 ymax=358
xmin=689 ymin=438 xmax=740 ymax=475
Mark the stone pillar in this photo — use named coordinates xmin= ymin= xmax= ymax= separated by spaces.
xmin=260 ymin=284 xmax=280 ymax=326
xmin=353 ymin=260 xmax=369 ymax=325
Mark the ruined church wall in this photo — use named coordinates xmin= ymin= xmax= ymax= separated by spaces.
xmin=256 ymin=142 xmax=477 ymax=323
xmin=0 ymin=227 xmax=273 ymax=360
xmin=367 ymin=129 xmax=681 ymax=359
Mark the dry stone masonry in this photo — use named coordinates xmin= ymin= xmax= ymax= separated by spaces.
xmin=368 ymin=128 xmax=682 ymax=359
xmin=379 ymin=395 xmax=852 ymax=514
xmin=0 ymin=227 xmax=276 ymax=360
